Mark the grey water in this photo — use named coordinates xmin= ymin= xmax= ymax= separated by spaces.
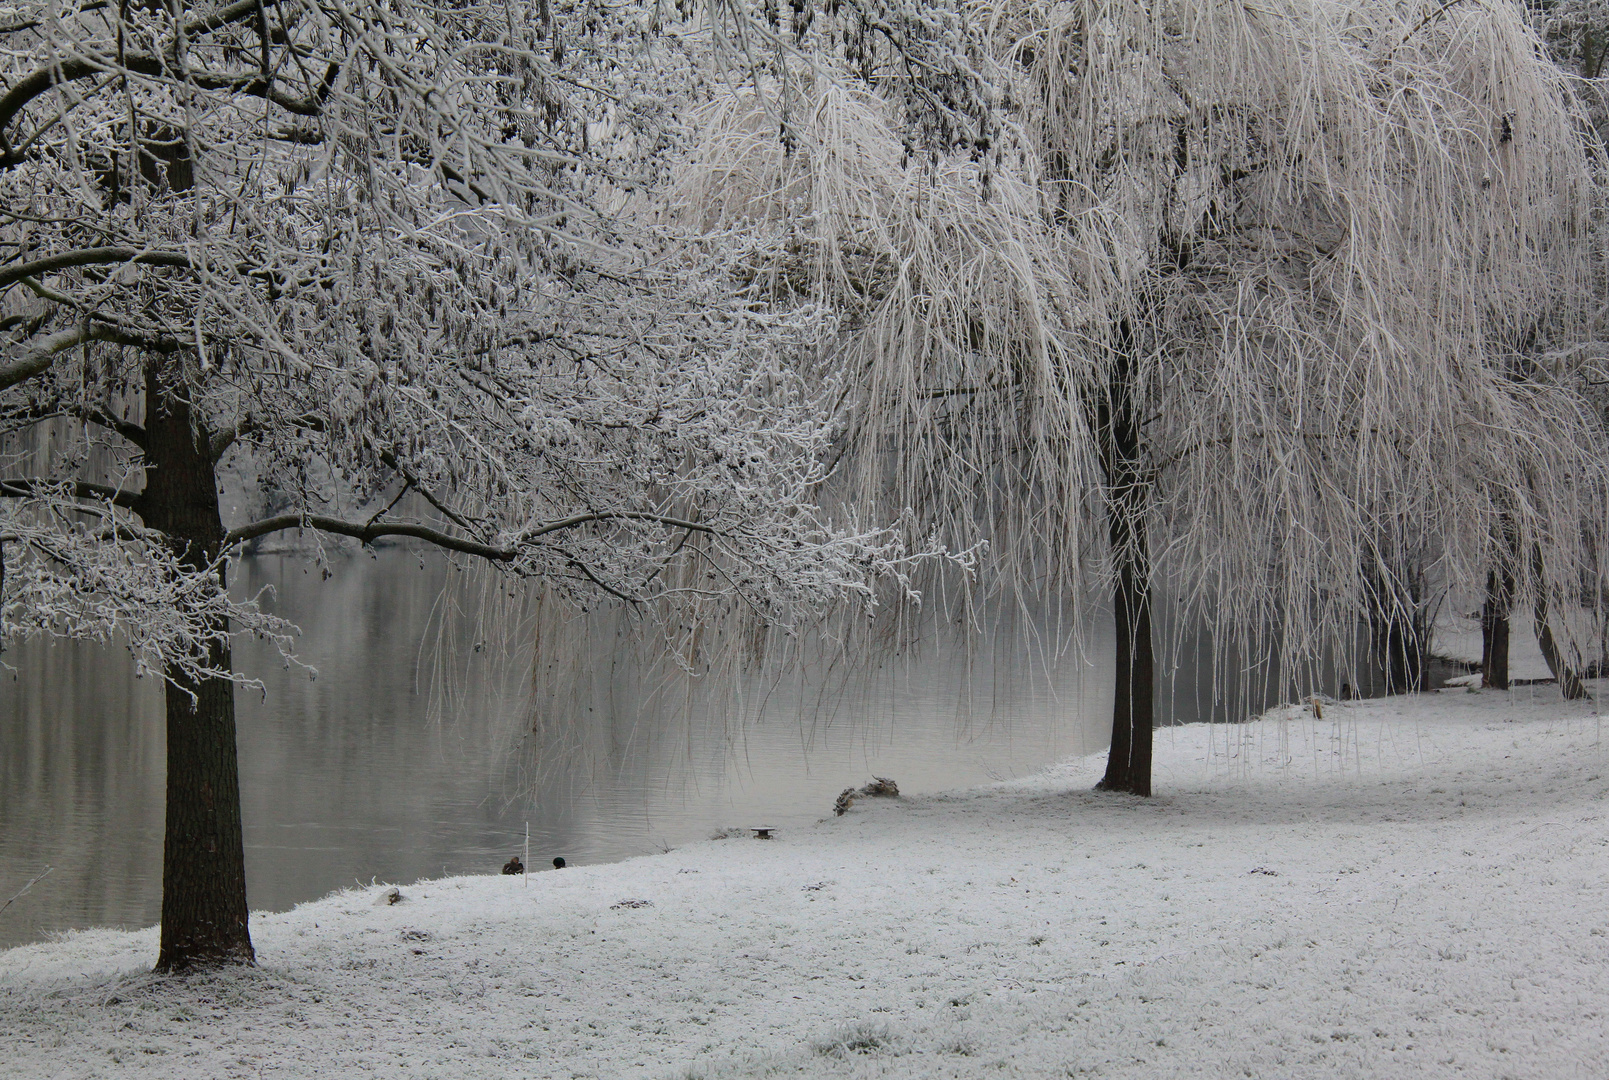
xmin=0 ymin=550 xmax=1114 ymax=950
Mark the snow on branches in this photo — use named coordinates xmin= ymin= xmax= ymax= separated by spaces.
xmin=0 ymin=0 xmax=956 ymax=683
xmin=678 ymin=0 xmax=1609 ymax=690
xmin=0 ymin=490 xmax=296 ymax=687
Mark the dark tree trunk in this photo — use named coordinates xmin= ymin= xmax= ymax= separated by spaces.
xmin=157 ymin=634 xmax=252 ymax=970
xmin=1531 ymin=543 xmax=1589 ymax=701
xmin=1482 ymin=514 xmax=1518 ymax=691
xmin=1481 ymin=566 xmax=1513 ymax=690
xmin=133 ymin=361 xmax=254 ymax=971
xmin=1373 ymin=615 xmax=1421 ymax=694
xmin=1364 ymin=557 xmax=1428 ymax=695
xmin=1095 ymin=321 xmax=1154 ymax=797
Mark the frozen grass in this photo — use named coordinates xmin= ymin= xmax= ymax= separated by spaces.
xmin=2 ymin=688 xmax=1606 ymax=1078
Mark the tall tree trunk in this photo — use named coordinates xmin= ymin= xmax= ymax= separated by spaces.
xmin=1482 ymin=514 xmax=1517 ymax=690
xmin=1531 ymin=543 xmax=1589 ymax=701
xmin=134 ymin=361 xmax=254 ymax=971
xmin=1095 ymin=321 xmax=1154 ymax=797
xmin=1364 ymin=553 xmax=1428 ymax=695
xmin=158 ymin=633 xmax=251 ymax=969
xmin=1391 ymin=619 xmax=1426 ymax=692
xmin=1481 ymin=565 xmax=1513 ymax=690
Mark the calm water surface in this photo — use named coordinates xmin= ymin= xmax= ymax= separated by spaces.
xmin=0 ymin=552 xmax=1111 ymax=949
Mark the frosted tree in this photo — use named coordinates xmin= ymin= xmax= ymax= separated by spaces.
xmin=676 ymin=0 xmax=1609 ymax=792
xmin=0 ymin=0 xmax=951 ymax=969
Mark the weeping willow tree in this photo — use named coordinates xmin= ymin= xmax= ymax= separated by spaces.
xmin=674 ymin=0 xmax=1609 ymax=794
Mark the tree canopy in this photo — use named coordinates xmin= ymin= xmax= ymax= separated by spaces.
xmin=0 ymin=0 xmax=958 ymax=967
xmin=678 ymin=0 xmax=1609 ymax=788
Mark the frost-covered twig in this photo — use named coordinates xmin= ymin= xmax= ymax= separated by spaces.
xmin=0 ymin=865 xmax=52 ymax=919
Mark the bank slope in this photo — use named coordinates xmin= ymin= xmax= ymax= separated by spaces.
xmin=2 ymin=687 xmax=1606 ymax=1079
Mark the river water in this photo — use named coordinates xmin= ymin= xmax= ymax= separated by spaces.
xmin=0 ymin=551 xmax=1113 ymax=949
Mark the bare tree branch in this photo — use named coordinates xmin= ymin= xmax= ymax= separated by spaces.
xmin=375 ymin=447 xmax=479 ymax=533
xmin=224 ymin=510 xmax=720 ymax=560
xmin=0 ymin=0 xmax=270 ymax=156
xmin=0 ymin=248 xmax=193 ymax=290
xmin=209 ymin=411 xmax=324 ymax=461
xmin=1 ymin=320 xmax=186 ymax=391
xmin=0 ymin=477 xmax=140 ymax=507
xmin=82 ymin=406 xmax=148 ymax=448
xmin=516 ymin=511 xmax=715 ymax=542
xmin=224 ymin=514 xmax=517 ymax=560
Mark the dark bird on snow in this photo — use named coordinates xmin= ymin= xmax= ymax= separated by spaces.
xmin=502 ymin=856 xmax=524 ymax=875
xmin=552 ymin=856 xmax=567 ymax=869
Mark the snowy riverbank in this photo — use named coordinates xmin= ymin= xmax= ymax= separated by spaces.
xmin=1432 ymin=608 xmax=1558 ymax=682
xmin=2 ymin=688 xmax=1606 ymax=1079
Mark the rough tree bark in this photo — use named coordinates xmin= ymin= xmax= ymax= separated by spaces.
xmin=1095 ymin=322 xmax=1154 ymax=797
xmin=133 ymin=360 xmax=254 ymax=970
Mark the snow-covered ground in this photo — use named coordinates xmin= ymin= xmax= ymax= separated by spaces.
xmin=2 ymin=689 xmax=1606 ymax=1079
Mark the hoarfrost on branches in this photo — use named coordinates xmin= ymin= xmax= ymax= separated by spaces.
xmin=0 ymin=0 xmax=973 ymax=968
xmin=676 ymin=0 xmax=1609 ymax=785
xmin=0 ymin=491 xmax=296 ymax=686
xmin=0 ymin=0 xmax=955 ymax=684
